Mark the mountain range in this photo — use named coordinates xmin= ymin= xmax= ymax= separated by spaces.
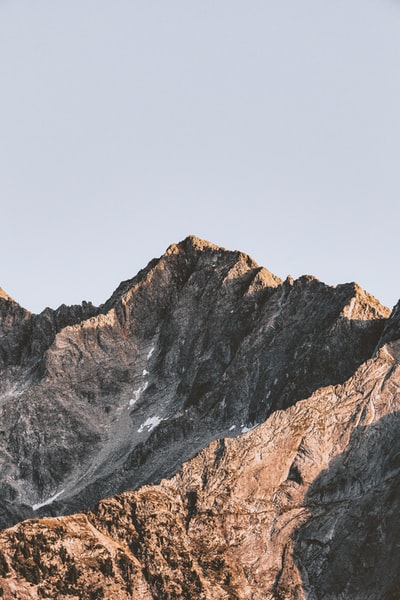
xmin=0 ymin=236 xmax=398 ymax=599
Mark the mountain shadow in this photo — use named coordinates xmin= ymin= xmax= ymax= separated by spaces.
xmin=283 ymin=410 xmax=400 ymax=599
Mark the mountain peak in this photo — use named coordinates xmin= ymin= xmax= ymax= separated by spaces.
xmin=169 ymin=235 xmax=221 ymax=254
xmin=341 ymin=282 xmax=391 ymax=321
xmin=0 ymin=238 xmax=398 ymax=598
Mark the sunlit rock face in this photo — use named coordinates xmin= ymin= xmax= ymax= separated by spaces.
xmin=0 ymin=296 xmax=399 ymax=599
xmin=0 ymin=237 xmax=390 ymax=530
xmin=0 ymin=236 xmax=397 ymax=598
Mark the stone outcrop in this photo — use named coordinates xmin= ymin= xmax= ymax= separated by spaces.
xmin=0 ymin=299 xmax=399 ymax=598
xmin=0 ymin=237 xmax=390 ymax=530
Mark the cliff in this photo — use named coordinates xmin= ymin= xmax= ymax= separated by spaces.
xmin=0 ymin=236 xmax=397 ymax=599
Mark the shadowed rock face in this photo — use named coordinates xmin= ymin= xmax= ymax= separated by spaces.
xmin=0 ymin=300 xmax=399 ymax=599
xmin=0 ymin=236 xmax=390 ymax=535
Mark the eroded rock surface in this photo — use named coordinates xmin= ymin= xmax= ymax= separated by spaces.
xmin=0 ymin=237 xmax=390 ymax=530
xmin=0 ymin=309 xmax=399 ymax=599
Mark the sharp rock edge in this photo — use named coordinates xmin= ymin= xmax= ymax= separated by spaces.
xmin=0 ymin=236 xmax=398 ymax=599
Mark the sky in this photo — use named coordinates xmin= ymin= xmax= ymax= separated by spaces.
xmin=0 ymin=0 xmax=399 ymax=313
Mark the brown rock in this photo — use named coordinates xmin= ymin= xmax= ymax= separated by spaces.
xmin=0 ymin=237 xmax=390 ymax=530
xmin=0 ymin=320 xmax=399 ymax=598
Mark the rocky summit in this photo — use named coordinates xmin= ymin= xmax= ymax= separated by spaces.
xmin=0 ymin=236 xmax=398 ymax=599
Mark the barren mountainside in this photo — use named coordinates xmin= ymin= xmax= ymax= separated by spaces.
xmin=0 ymin=237 xmax=398 ymax=599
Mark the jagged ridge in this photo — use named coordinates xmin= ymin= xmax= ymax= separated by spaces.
xmin=0 ymin=237 xmax=390 ymax=531
xmin=0 ymin=295 xmax=399 ymax=598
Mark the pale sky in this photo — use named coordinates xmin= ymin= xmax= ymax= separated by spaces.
xmin=1 ymin=0 xmax=399 ymax=313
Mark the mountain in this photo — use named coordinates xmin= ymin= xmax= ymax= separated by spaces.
xmin=0 ymin=237 xmax=389 ymax=530
xmin=0 ymin=236 xmax=398 ymax=599
xmin=1 ymin=311 xmax=399 ymax=599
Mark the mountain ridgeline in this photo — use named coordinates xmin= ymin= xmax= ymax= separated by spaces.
xmin=0 ymin=236 xmax=398 ymax=599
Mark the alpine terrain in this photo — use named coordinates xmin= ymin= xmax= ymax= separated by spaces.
xmin=0 ymin=236 xmax=398 ymax=599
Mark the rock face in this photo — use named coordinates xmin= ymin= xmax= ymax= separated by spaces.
xmin=0 ymin=295 xmax=399 ymax=598
xmin=0 ymin=235 xmax=398 ymax=599
xmin=0 ymin=237 xmax=390 ymax=529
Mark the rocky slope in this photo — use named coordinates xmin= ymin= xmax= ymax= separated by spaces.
xmin=0 ymin=295 xmax=399 ymax=599
xmin=0 ymin=237 xmax=390 ymax=530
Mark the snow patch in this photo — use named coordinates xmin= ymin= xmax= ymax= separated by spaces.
xmin=129 ymin=382 xmax=148 ymax=407
xmin=32 ymin=489 xmax=65 ymax=511
xmin=229 ymin=425 xmax=236 ymax=431
xmin=147 ymin=347 xmax=155 ymax=359
xmin=241 ymin=424 xmax=259 ymax=434
xmin=138 ymin=415 xmax=162 ymax=433
xmin=347 ymin=297 xmax=356 ymax=319
xmin=142 ymin=369 xmax=149 ymax=376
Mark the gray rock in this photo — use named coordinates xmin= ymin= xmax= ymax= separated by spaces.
xmin=0 ymin=236 xmax=390 ymax=529
xmin=0 ymin=298 xmax=398 ymax=599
